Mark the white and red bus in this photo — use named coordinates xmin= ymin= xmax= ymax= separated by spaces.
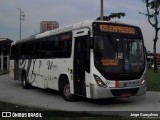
xmin=10 ymin=20 xmax=147 ymax=101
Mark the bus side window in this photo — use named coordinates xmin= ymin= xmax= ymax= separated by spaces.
xmin=59 ymin=40 xmax=72 ymax=58
xmin=41 ymin=38 xmax=47 ymax=58
xmin=59 ymin=32 xmax=72 ymax=58
xmin=46 ymin=36 xmax=59 ymax=58
xmin=35 ymin=40 xmax=41 ymax=59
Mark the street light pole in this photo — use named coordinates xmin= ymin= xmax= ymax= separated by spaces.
xmin=100 ymin=0 xmax=104 ymax=20
xmin=18 ymin=8 xmax=25 ymax=40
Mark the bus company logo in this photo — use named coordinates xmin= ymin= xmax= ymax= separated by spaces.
xmin=2 ymin=112 xmax=11 ymax=117
xmin=1 ymin=112 xmax=42 ymax=118
xmin=124 ymin=63 xmax=129 ymax=71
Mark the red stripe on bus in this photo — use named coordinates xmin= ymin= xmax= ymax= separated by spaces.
xmin=116 ymin=81 xmax=119 ymax=88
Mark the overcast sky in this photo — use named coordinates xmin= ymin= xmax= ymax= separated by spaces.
xmin=0 ymin=0 xmax=160 ymax=52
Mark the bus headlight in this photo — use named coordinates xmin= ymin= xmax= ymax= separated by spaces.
xmin=93 ymin=74 xmax=107 ymax=88
xmin=141 ymin=80 xmax=146 ymax=85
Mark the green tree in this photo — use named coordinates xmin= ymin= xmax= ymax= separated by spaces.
xmin=140 ymin=0 xmax=160 ymax=73
xmin=96 ymin=12 xmax=125 ymax=21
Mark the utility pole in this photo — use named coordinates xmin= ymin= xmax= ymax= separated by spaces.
xmin=18 ymin=8 xmax=25 ymax=40
xmin=100 ymin=0 xmax=104 ymax=20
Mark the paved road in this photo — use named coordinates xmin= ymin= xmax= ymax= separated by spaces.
xmin=0 ymin=74 xmax=160 ymax=112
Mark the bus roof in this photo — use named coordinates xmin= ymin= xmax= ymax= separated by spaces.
xmin=36 ymin=20 xmax=139 ymax=39
xmin=35 ymin=20 xmax=94 ymax=39
xmin=14 ymin=20 xmax=140 ymax=45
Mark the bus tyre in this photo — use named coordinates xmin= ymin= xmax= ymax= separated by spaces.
xmin=60 ymin=79 xmax=77 ymax=102
xmin=22 ymin=73 xmax=30 ymax=89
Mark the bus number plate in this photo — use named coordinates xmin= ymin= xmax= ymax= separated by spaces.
xmin=121 ymin=93 xmax=131 ymax=97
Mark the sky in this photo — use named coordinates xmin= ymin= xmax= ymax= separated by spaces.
xmin=0 ymin=0 xmax=160 ymax=52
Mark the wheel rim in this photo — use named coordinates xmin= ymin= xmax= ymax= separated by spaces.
xmin=64 ymin=84 xmax=71 ymax=98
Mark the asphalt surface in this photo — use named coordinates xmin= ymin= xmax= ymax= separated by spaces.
xmin=0 ymin=74 xmax=160 ymax=112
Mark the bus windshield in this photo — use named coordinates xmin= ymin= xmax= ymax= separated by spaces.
xmin=94 ymin=35 xmax=145 ymax=80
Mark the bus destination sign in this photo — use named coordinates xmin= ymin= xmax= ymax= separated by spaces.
xmin=99 ymin=24 xmax=136 ymax=34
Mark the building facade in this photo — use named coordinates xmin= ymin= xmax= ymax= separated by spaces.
xmin=0 ymin=38 xmax=13 ymax=73
xmin=40 ymin=21 xmax=59 ymax=33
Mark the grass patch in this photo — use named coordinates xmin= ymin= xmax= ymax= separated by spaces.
xmin=147 ymin=69 xmax=160 ymax=91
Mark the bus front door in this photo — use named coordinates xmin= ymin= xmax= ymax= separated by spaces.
xmin=74 ymin=36 xmax=87 ymax=96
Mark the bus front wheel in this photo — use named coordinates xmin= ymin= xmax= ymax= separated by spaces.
xmin=60 ymin=78 xmax=77 ymax=102
xmin=21 ymin=73 xmax=30 ymax=89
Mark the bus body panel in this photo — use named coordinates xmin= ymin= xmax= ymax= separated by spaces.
xmin=9 ymin=20 xmax=147 ymax=100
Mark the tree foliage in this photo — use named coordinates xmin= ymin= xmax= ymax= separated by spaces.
xmin=140 ymin=0 xmax=160 ymax=73
xmin=96 ymin=12 xmax=125 ymax=21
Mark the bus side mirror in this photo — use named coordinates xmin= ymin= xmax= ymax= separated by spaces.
xmin=145 ymin=46 xmax=147 ymax=59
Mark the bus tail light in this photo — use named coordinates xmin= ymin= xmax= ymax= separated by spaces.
xmin=93 ymin=74 xmax=107 ymax=88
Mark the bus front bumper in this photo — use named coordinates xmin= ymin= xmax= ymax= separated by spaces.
xmin=90 ymin=83 xmax=146 ymax=99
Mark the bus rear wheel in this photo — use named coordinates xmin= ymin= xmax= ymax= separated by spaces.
xmin=21 ymin=73 xmax=31 ymax=89
xmin=60 ymin=78 xmax=77 ymax=102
